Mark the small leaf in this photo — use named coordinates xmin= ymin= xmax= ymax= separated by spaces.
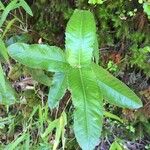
xmin=68 ymin=66 xmax=103 ymax=150
xmin=0 ymin=0 xmax=18 ymax=27
xmin=0 ymin=1 xmax=5 ymax=10
xmin=5 ymin=132 xmax=27 ymax=150
xmin=3 ymin=80 xmax=16 ymax=105
xmin=53 ymin=112 xmax=67 ymax=150
xmin=8 ymin=43 xmax=67 ymax=72
xmin=24 ymin=133 xmax=30 ymax=150
xmin=92 ymin=63 xmax=143 ymax=109
xmin=0 ymin=63 xmax=6 ymax=89
xmin=41 ymin=119 xmax=59 ymax=139
xmin=0 ymin=63 xmax=16 ymax=105
xmin=104 ymin=111 xmax=123 ymax=123
xmin=0 ymin=38 xmax=9 ymax=61
xmin=65 ymin=9 xmax=97 ymax=67
xmin=109 ymin=141 xmax=123 ymax=150
xmin=88 ymin=0 xmax=104 ymax=4
xmin=19 ymin=0 xmax=33 ymax=16
xmin=48 ymin=72 xmax=67 ymax=109
xmin=143 ymin=3 xmax=150 ymax=17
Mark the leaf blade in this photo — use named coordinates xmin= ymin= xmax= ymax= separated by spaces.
xmin=109 ymin=141 xmax=123 ymax=150
xmin=0 ymin=0 xmax=18 ymax=27
xmin=65 ymin=9 xmax=97 ymax=67
xmin=48 ymin=72 xmax=67 ymax=109
xmin=8 ymin=43 xmax=67 ymax=72
xmin=0 ymin=38 xmax=9 ymax=61
xmin=92 ymin=63 xmax=143 ymax=109
xmin=68 ymin=66 xmax=103 ymax=150
xmin=53 ymin=112 xmax=67 ymax=150
xmin=0 ymin=63 xmax=16 ymax=105
xmin=19 ymin=0 xmax=33 ymax=16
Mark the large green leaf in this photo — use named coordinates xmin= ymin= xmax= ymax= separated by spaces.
xmin=92 ymin=63 xmax=143 ymax=109
xmin=0 ymin=63 xmax=16 ymax=105
xmin=65 ymin=9 xmax=97 ymax=67
xmin=8 ymin=43 xmax=67 ymax=72
xmin=68 ymin=66 xmax=103 ymax=150
xmin=48 ymin=72 xmax=67 ymax=109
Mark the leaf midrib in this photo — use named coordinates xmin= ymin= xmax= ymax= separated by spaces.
xmin=13 ymin=50 xmax=66 ymax=62
xmin=79 ymin=68 xmax=89 ymax=143
xmin=77 ymin=12 xmax=89 ymax=142
xmin=78 ymin=15 xmax=82 ymax=67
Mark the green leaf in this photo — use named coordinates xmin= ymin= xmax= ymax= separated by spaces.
xmin=109 ymin=141 xmax=123 ymax=150
xmin=5 ymin=132 xmax=27 ymax=150
xmin=143 ymin=3 xmax=150 ymax=17
xmin=0 ymin=1 xmax=5 ymax=10
xmin=8 ymin=43 xmax=67 ymax=72
xmin=88 ymin=0 xmax=104 ymax=4
xmin=68 ymin=66 xmax=103 ymax=150
xmin=2 ymin=18 xmax=19 ymax=39
xmin=93 ymin=35 xmax=99 ymax=64
xmin=24 ymin=133 xmax=30 ymax=150
xmin=19 ymin=0 xmax=33 ymax=16
xmin=53 ymin=112 xmax=67 ymax=150
xmin=92 ymin=63 xmax=143 ymax=109
xmin=104 ymin=111 xmax=123 ymax=123
xmin=0 ymin=63 xmax=16 ymax=105
xmin=0 ymin=0 xmax=33 ymax=26
xmin=65 ymin=9 xmax=97 ymax=67
xmin=41 ymin=119 xmax=59 ymax=139
xmin=0 ymin=38 xmax=9 ymax=61
xmin=48 ymin=72 xmax=67 ymax=109
xmin=0 ymin=0 xmax=18 ymax=27
xmin=0 ymin=63 xmax=6 ymax=89
xmin=3 ymin=80 xmax=16 ymax=105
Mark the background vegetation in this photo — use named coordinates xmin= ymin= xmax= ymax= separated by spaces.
xmin=0 ymin=0 xmax=150 ymax=149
